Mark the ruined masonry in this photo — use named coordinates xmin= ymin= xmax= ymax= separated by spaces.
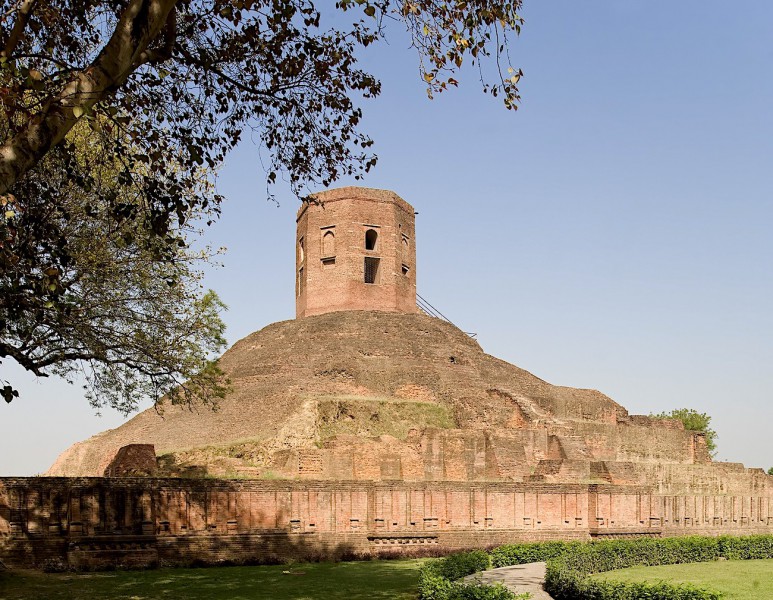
xmin=2 ymin=187 xmax=771 ymax=569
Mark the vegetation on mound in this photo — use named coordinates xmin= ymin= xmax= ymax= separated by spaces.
xmin=0 ymin=559 xmax=424 ymax=600
xmin=158 ymin=438 xmax=280 ymax=479
xmin=317 ymin=397 xmax=455 ymax=440
xmin=154 ymin=396 xmax=455 ymax=478
xmin=157 ymin=437 xmax=272 ymax=478
xmin=591 ymin=559 xmax=773 ymax=600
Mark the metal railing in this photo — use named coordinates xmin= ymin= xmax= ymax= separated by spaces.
xmin=416 ymin=293 xmax=477 ymax=339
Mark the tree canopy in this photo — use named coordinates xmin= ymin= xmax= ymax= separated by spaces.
xmin=0 ymin=0 xmax=523 ymax=410
xmin=2 ymin=118 xmax=230 ymax=411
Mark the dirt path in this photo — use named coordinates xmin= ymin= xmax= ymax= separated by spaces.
xmin=465 ymin=562 xmax=554 ymax=599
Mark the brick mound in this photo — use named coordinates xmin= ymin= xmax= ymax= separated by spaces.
xmin=48 ymin=311 xmax=721 ymax=487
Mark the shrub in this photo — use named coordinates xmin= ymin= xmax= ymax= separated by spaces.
xmin=540 ymin=534 xmax=773 ymax=600
xmin=424 ymin=535 xmax=773 ymax=600
xmin=491 ymin=541 xmax=583 ymax=567
xmin=546 ymin=555 xmax=722 ymax=600
xmin=491 ymin=537 xmax=722 ymax=571
xmin=436 ymin=550 xmax=491 ymax=581
xmin=718 ymin=534 xmax=773 ymax=560
xmin=417 ymin=563 xmax=455 ymax=600
xmin=417 ymin=552 xmax=524 ymax=600
xmin=650 ymin=408 xmax=718 ymax=456
xmin=40 ymin=558 xmax=69 ymax=573
xmin=447 ymin=580 xmax=524 ymax=600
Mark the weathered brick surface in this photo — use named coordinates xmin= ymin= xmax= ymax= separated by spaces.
xmin=103 ymin=444 xmax=157 ymax=477
xmin=47 ymin=310 xmax=641 ymax=478
xmin=1 ymin=477 xmax=772 ymax=569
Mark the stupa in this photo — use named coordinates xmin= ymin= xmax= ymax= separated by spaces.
xmin=48 ymin=187 xmax=755 ymax=497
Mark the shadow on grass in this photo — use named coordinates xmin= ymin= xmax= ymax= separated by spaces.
xmin=0 ymin=558 xmax=426 ymax=600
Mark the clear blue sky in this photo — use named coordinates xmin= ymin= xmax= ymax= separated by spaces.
xmin=2 ymin=1 xmax=771 ymax=475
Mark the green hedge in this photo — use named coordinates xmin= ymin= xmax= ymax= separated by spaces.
xmin=490 ymin=541 xmax=584 ymax=568
xmin=491 ymin=535 xmax=773 ymax=570
xmin=435 ymin=550 xmax=491 ymax=581
xmin=417 ymin=551 xmax=527 ymax=600
xmin=717 ymin=534 xmax=773 ymax=560
xmin=420 ymin=535 xmax=773 ymax=600
xmin=540 ymin=535 xmax=773 ymax=600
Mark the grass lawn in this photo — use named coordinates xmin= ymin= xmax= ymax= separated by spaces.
xmin=0 ymin=559 xmax=425 ymax=600
xmin=592 ymin=559 xmax=773 ymax=600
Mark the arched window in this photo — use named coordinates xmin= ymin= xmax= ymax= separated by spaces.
xmin=365 ymin=228 xmax=378 ymax=251
xmin=298 ymin=237 xmax=305 ymax=263
xmin=322 ymin=230 xmax=335 ymax=257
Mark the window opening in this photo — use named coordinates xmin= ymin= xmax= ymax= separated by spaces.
xmin=364 ymin=257 xmax=380 ymax=284
xmin=298 ymin=237 xmax=305 ymax=262
xmin=365 ymin=229 xmax=378 ymax=251
xmin=322 ymin=230 xmax=335 ymax=257
xmin=322 ymin=257 xmax=336 ymax=268
xmin=401 ymin=264 xmax=410 ymax=276
xmin=298 ymin=267 xmax=304 ymax=296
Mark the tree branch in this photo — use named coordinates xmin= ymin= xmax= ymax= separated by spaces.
xmin=1 ymin=0 xmax=39 ymax=59
xmin=177 ymin=46 xmax=282 ymax=100
xmin=0 ymin=0 xmax=180 ymax=194
xmin=136 ymin=4 xmax=177 ymax=65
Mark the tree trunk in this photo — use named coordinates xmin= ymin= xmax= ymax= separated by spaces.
xmin=0 ymin=0 xmax=179 ymax=194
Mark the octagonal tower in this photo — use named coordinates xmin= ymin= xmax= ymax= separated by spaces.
xmin=295 ymin=187 xmax=417 ymax=318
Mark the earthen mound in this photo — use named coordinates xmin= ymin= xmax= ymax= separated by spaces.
xmin=49 ymin=311 xmax=700 ymax=481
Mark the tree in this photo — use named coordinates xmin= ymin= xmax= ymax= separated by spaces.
xmin=651 ymin=408 xmax=718 ymax=457
xmin=2 ymin=119 xmax=229 ymax=411
xmin=768 ymin=467 xmax=773 ymax=476
xmin=0 ymin=0 xmax=523 ymax=409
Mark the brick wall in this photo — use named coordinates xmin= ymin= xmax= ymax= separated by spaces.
xmin=1 ymin=477 xmax=771 ymax=569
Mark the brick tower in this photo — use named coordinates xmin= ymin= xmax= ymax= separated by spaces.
xmin=295 ymin=187 xmax=417 ymax=318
